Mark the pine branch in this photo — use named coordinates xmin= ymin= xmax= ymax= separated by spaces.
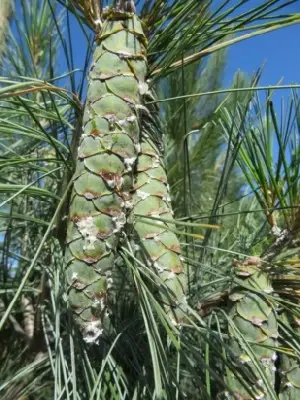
xmin=0 ymin=0 xmax=11 ymax=60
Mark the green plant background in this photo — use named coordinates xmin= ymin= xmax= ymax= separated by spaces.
xmin=1 ymin=1 xmax=300 ymax=399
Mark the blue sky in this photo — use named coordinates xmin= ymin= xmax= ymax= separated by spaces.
xmin=14 ymin=1 xmax=300 ymax=98
xmin=48 ymin=1 xmax=300 ymax=94
xmin=224 ymin=1 xmax=300 ymax=86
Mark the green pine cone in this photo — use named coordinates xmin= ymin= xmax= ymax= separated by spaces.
xmin=65 ymin=12 xmax=147 ymax=343
xmin=268 ymin=238 xmax=300 ymax=399
xmin=131 ymin=119 xmax=188 ymax=324
xmin=279 ymin=312 xmax=300 ymax=400
xmin=226 ymin=259 xmax=278 ymax=399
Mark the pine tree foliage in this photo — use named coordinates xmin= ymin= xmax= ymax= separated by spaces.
xmin=0 ymin=1 xmax=300 ymax=399
xmin=0 ymin=0 xmax=11 ymax=59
